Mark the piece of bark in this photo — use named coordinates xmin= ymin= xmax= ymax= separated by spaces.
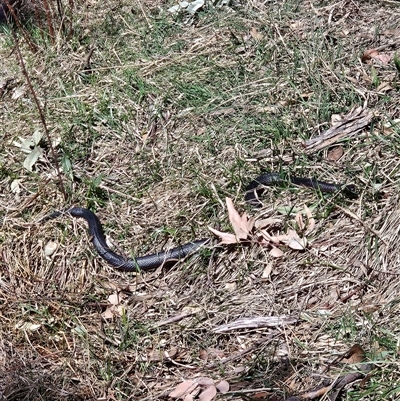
xmin=304 ymin=107 xmax=373 ymax=153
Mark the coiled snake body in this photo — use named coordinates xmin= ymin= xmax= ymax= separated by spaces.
xmin=48 ymin=173 xmax=356 ymax=272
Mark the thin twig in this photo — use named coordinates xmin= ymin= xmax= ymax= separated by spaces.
xmin=11 ymin=29 xmax=67 ymax=200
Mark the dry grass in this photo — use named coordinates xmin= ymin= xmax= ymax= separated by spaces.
xmin=1 ymin=0 xmax=400 ymax=400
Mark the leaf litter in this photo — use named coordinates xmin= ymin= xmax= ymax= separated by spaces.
xmin=169 ymin=377 xmax=229 ymax=401
xmin=209 ymin=197 xmax=313 ymax=255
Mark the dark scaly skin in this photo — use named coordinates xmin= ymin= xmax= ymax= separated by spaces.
xmin=48 ymin=207 xmax=209 ymax=272
xmin=45 ymin=173 xmax=355 ymax=271
xmin=245 ymin=172 xmax=356 ymax=206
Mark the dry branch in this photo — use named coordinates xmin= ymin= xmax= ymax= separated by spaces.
xmin=304 ymin=107 xmax=373 ymax=153
xmin=213 ymin=315 xmax=298 ymax=333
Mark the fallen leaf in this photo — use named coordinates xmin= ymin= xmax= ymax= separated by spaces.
xmin=327 ymin=146 xmax=344 ymax=161
xmin=197 ymin=377 xmax=215 ymax=386
xmin=169 ymin=380 xmax=198 ymax=398
xmin=208 ymin=227 xmax=238 ymax=244
xmin=102 ymin=308 xmax=114 ymax=320
xmin=11 ymin=86 xmax=26 ymax=99
xmin=361 ymin=48 xmax=379 ymax=63
xmin=250 ymin=27 xmax=263 ymax=41
xmin=23 ymin=146 xmax=43 ymax=171
xmin=304 ymin=205 xmax=315 ymax=233
xmin=269 ymin=230 xmax=307 ymax=250
xmin=198 ymin=385 xmax=217 ymax=401
xmin=287 ymin=236 xmax=307 ymax=250
xmin=216 ymin=381 xmax=229 ymax=393
xmin=226 ymin=197 xmax=250 ymax=239
xmin=108 ymin=293 xmax=119 ymax=305
xmin=362 ymin=48 xmax=392 ymax=64
xmin=254 ymin=218 xmax=282 ymax=229
xmin=295 ymin=211 xmax=305 ymax=230
xmin=372 ymin=53 xmax=391 ymax=64
xmin=269 ymin=247 xmax=284 ymax=258
xmin=342 ymin=344 xmax=365 ymax=364
xmin=44 ymin=241 xmax=58 ymax=256
xmin=262 ymin=262 xmax=273 ymax=278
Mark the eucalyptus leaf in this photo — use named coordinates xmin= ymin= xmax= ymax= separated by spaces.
xmin=23 ymin=146 xmax=43 ymax=171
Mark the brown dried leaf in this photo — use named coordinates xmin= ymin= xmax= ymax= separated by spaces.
xmin=262 ymin=262 xmax=273 ymax=278
xmin=198 ymin=385 xmax=217 ymax=401
xmin=362 ymin=48 xmax=392 ymax=64
xmin=295 ymin=211 xmax=305 ymax=230
xmin=226 ymin=197 xmax=249 ymax=239
xmin=108 ymin=293 xmax=119 ymax=306
xmin=327 ymin=146 xmax=344 ymax=161
xmin=216 ymin=381 xmax=230 ymax=393
xmin=372 ymin=53 xmax=392 ymax=64
xmin=304 ymin=205 xmax=315 ymax=233
xmin=197 ymin=377 xmax=215 ymax=386
xmin=269 ymin=247 xmax=284 ymax=258
xmin=102 ymin=308 xmax=114 ymax=320
xmin=250 ymin=27 xmax=263 ymax=41
xmin=361 ymin=48 xmax=379 ymax=63
xmin=169 ymin=380 xmax=198 ymax=398
xmin=208 ymin=226 xmax=238 ymax=244
xmin=254 ymin=218 xmax=282 ymax=229
xmin=342 ymin=344 xmax=365 ymax=364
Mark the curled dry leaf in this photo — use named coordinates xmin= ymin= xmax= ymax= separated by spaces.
xmin=362 ymin=48 xmax=392 ymax=64
xmin=226 ymin=197 xmax=251 ymax=239
xmin=198 ymin=385 xmax=217 ymax=401
xmin=108 ymin=293 xmax=120 ymax=306
xmin=196 ymin=377 xmax=215 ymax=386
xmin=208 ymin=227 xmax=238 ymax=244
xmin=250 ymin=27 xmax=263 ymax=41
xmin=169 ymin=380 xmax=198 ymax=398
xmin=327 ymin=146 xmax=344 ymax=161
xmin=216 ymin=381 xmax=230 ymax=393
xmin=295 ymin=211 xmax=305 ymax=230
xmin=342 ymin=344 xmax=365 ymax=364
xmin=209 ymin=198 xmax=253 ymax=243
xmin=269 ymin=247 xmax=284 ymax=258
xmin=254 ymin=218 xmax=282 ymax=229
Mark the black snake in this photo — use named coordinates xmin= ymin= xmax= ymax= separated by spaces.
xmin=46 ymin=173 xmax=356 ymax=272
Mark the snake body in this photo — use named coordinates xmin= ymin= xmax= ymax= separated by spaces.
xmin=245 ymin=173 xmax=356 ymax=205
xmin=48 ymin=173 xmax=355 ymax=271
xmin=51 ymin=207 xmax=209 ymax=272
